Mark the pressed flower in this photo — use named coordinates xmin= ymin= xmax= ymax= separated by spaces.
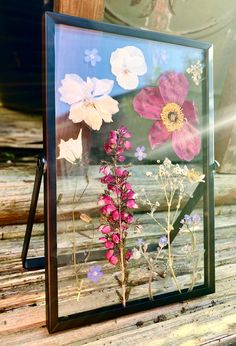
xmin=57 ymin=129 xmax=82 ymax=164
xmin=186 ymin=60 xmax=203 ymax=86
xmin=187 ymin=168 xmax=205 ymax=183
xmin=98 ymin=127 xmax=136 ymax=306
xmin=99 ymin=225 xmax=112 ymax=234
xmin=105 ymin=249 xmax=114 ymax=260
xmin=109 ymin=255 xmax=119 ymax=265
xmin=97 ymin=194 xmax=114 ymax=206
xmin=125 ymin=249 xmax=133 ymax=261
xmin=100 ymin=204 xmax=117 ymax=216
xmin=87 ymin=265 xmax=103 ymax=283
xmin=135 ymin=146 xmax=147 ymax=161
xmin=181 ymin=214 xmax=201 ymax=225
xmin=99 ymin=237 xmax=107 ymax=243
xmin=159 ymin=235 xmax=168 ymax=248
xmin=112 ymin=233 xmax=120 ymax=244
xmin=104 ymin=241 xmax=115 ymax=249
xmin=110 ymin=46 xmax=147 ymax=90
xmin=136 ymin=238 xmax=144 ymax=247
xmin=126 ymin=199 xmax=138 ymax=208
xmin=84 ymin=48 xmax=101 ymax=66
xmin=59 ymin=74 xmax=119 ymax=131
xmin=133 ymin=71 xmax=201 ymax=161
xmin=99 ymin=165 xmax=111 ymax=175
xmin=111 ymin=210 xmax=120 ymax=221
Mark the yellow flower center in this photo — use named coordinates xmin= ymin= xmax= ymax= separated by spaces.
xmin=160 ymin=103 xmax=185 ymax=132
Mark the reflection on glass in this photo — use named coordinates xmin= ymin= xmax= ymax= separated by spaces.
xmin=54 ymin=24 xmax=206 ymax=317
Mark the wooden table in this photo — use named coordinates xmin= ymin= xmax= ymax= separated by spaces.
xmin=0 ymin=107 xmax=236 ymax=345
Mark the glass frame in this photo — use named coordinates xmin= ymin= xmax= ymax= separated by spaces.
xmin=44 ymin=11 xmax=215 ymax=333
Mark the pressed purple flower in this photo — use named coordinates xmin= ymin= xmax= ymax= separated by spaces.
xmin=87 ymin=265 xmax=103 ymax=282
xmin=136 ymin=238 xmax=144 ymax=247
xmin=84 ymin=48 xmax=101 ymax=66
xmin=191 ymin=213 xmax=201 ymax=223
xmin=180 ymin=214 xmax=192 ymax=224
xmin=159 ymin=235 xmax=168 ymax=248
xmin=135 ymin=146 xmax=147 ymax=161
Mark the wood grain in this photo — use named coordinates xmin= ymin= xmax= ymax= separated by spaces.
xmin=54 ymin=0 xmax=105 ymax=20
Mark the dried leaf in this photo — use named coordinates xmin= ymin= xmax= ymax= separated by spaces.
xmin=57 ymin=193 xmax=63 ymax=206
xmin=125 ymin=287 xmax=132 ymax=300
xmin=116 ymin=290 xmax=123 ymax=303
xmin=80 ymin=213 xmax=92 ymax=223
xmin=114 ymin=275 xmax=122 ymax=286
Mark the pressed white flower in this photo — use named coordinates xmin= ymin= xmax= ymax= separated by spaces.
xmin=57 ymin=130 xmax=83 ymax=164
xmin=59 ymin=74 xmax=119 ymax=131
xmin=110 ymin=46 xmax=147 ymax=90
xmin=186 ymin=60 xmax=203 ymax=86
xmin=146 ymin=171 xmax=153 ymax=177
xmin=187 ymin=169 xmax=205 ymax=183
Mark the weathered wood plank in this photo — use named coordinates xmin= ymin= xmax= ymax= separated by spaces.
xmin=0 ymin=107 xmax=42 ymax=149
xmin=1 ymin=161 xmax=236 ymax=226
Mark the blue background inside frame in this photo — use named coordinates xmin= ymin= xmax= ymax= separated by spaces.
xmin=55 ymin=24 xmax=203 ymax=117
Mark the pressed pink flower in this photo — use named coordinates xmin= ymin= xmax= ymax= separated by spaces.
xmin=99 ymin=225 xmax=112 ymax=234
xmin=127 ymin=214 xmax=134 ymax=224
xmin=115 ymin=167 xmax=124 ymax=177
xmin=112 ymin=233 xmax=120 ymax=244
xmin=116 ymin=147 xmax=125 ymax=156
xmin=133 ymin=71 xmax=201 ymax=161
xmin=117 ymin=155 xmax=125 ymax=163
xmin=111 ymin=209 xmax=120 ymax=221
xmin=125 ymin=249 xmax=133 ymax=261
xmin=127 ymin=190 xmax=135 ymax=199
xmin=99 ymin=237 xmax=107 ymax=243
xmin=99 ymin=165 xmax=111 ymax=175
xmin=101 ymin=174 xmax=115 ymax=184
xmin=121 ymin=211 xmax=129 ymax=221
xmin=124 ymin=141 xmax=132 ymax=150
xmin=104 ymin=142 xmax=113 ymax=154
xmin=105 ymin=249 xmax=114 ymax=260
xmin=109 ymin=255 xmax=119 ymax=265
xmin=119 ymin=126 xmax=132 ymax=138
xmin=100 ymin=204 xmax=117 ymax=216
xmin=97 ymin=194 xmax=114 ymax=206
xmin=125 ymin=182 xmax=132 ymax=190
xmin=104 ymin=241 xmax=115 ymax=249
xmin=126 ymin=199 xmax=138 ymax=208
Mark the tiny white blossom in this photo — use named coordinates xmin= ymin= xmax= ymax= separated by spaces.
xmin=146 ymin=171 xmax=153 ymax=177
xmin=186 ymin=60 xmax=203 ymax=86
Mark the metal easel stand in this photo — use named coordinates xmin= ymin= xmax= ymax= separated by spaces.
xmin=21 ymin=154 xmax=47 ymax=270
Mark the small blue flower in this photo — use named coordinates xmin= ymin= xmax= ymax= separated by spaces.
xmin=159 ymin=235 xmax=168 ymax=248
xmin=84 ymin=48 xmax=101 ymax=67
xmin=180 ymin=214 xmax=201 ymax=225
xmin=180 ymin=214 xmax=192 ymax=224
xmin=135 ymin=146 xmax=147 ymax=161
xmin=87 ymin=265 xmax=103 ymax=283
xmin=136 ymin=238 xmax=144 ymax=247
xmin=191 ymin=214 xmax=201 ymax=223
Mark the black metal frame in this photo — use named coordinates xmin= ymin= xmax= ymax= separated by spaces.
xmin=26 ymin=11 xmax=215 ymax=333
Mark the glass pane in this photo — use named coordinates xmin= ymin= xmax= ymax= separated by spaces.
xmin=54 ymin=23 xmax=207 ymax=317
